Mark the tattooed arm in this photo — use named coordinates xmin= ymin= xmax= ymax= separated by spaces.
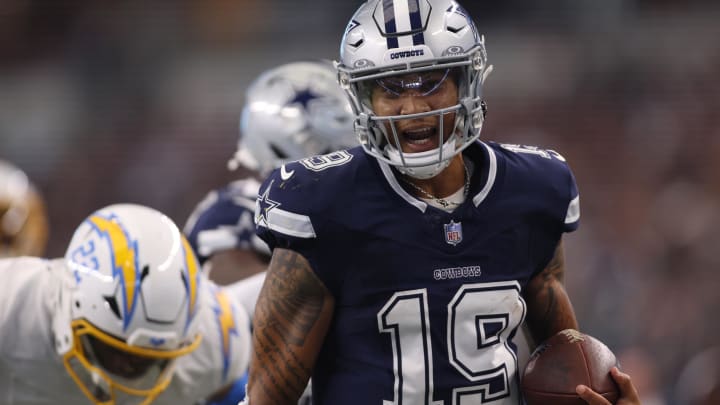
xmin=523 ymin=239 xmax=579 ymax=346
xmin=523 ymin=241 xmax=642 ymax=404
xmin=246 ymin=248 xmax=334 ymax=405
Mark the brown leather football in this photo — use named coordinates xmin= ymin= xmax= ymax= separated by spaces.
xmin=521 ymin=329 xmax=620 ymax=405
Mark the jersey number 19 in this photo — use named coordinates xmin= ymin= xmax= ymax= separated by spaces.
xmin=377 ymin=281 xmax=526 ymax=405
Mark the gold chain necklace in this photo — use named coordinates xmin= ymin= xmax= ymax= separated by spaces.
xmin=400 ymin=160 xmax=471 ymax=208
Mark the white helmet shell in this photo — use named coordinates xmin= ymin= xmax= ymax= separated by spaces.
xmin=54 ymin=203 xmax=203 ymax=404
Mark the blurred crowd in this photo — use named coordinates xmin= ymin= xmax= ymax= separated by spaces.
xmin=1 ymin=1 xmax=718 ymax=403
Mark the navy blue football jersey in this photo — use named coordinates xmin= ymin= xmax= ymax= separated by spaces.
xmin=184 ymin=178 xmax=269 ymax=265
xmin=256 ymin=141 xmax=580 ymax=405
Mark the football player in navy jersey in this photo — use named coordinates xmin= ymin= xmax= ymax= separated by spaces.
xmin=245 ymin=1 xmax=642 ymax=405
xmin=183 ymin=60 xmax=356 ymax=285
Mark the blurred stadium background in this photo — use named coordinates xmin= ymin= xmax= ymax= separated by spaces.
xmin=1 ymin=1 xmax=718 ymax=403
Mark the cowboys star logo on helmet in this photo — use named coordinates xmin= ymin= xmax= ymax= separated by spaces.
xmin=227 ymin=61 xmax=357 ymax=176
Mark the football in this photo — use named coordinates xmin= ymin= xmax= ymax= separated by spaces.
xmin=521 ymin=329 xmax=620 ymax=405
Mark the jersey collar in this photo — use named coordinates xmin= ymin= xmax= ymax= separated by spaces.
xmin=378 ymin=141 xmax=498 ymax=213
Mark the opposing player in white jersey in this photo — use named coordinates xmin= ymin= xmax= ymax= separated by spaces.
xmin=0 ymin=203 xmax=252 ymax=405
xmin=0 ymin=159 xmax=49 ymax=258
xmin=183 ymin=60 xmax=356 ymax=285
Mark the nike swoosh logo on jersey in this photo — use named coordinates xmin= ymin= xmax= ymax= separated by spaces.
xmin=280 ymin=164 xmax=295 ymax=180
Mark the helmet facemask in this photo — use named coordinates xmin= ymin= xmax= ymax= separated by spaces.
xmin=61 ymin=319 xmax=201 ymax=405
xmin=336 ymin=0 xmax=492 ymax=179
xmin=341 ymin=45 xmax=489 ymax=179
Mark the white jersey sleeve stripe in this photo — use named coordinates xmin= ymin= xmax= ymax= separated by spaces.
xmin=265 ymin=208 xmax=317 ymax=239
xmin=565 ymin=195 xmax=580 ymax=224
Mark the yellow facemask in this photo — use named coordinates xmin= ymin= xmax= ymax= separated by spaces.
xmin=62 ymin=319 xmax=202 ymax=405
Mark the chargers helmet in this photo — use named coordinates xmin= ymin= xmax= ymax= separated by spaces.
xmin=53 ymin=203 xmax=203 ymax=405
xmin=336 ymin=0 xmax=492 ymax=179
xmin=0 ymin=160 xmax=49 ymax=257
xmin=227 ymin=60 xmax=357 ymax=176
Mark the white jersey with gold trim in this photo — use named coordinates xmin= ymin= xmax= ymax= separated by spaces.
xmin=0 ymin=257 xmax=251 ymax=404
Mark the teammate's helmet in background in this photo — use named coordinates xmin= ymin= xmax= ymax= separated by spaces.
xmin=336 ymin=0 xmax=492 ymax=179
xmin=53 ymin=204 xmax=203 ymax=405
xmin=227 ymin=60 xmax=357 ymax=176
xmin=0 ymin=160 xmax=49 ymax=257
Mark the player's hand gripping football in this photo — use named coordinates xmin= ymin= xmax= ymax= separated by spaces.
xmin=576 ymin=367 xmax=641 ymax=405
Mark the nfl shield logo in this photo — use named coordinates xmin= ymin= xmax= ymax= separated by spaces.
xmin=444 ymin=220 xmax=463 ymax=246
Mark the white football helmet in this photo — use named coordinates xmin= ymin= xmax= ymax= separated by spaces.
xmin=0 ymin=160 xmax=49 ymax=257
xmin=227 ymin=60 xmax=357 ymax=176
xmin=336 ymin=0 xmax=492 ymax=179
xmin=53 ymin=204 xmax=203 ymax=405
